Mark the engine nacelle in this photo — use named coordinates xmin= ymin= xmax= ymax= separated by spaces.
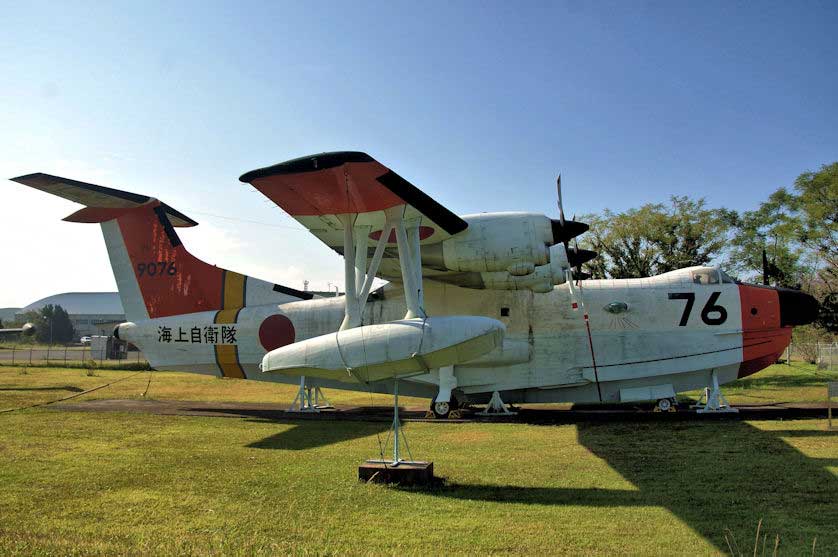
xmin=480 ymin=243 xmax=570 ymax=293
xmin=441 ymin=213 xmax=554 ymax=273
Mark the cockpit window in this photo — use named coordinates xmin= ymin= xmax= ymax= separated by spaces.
xmin=719 ymin=270 xmax=735 ymax=284
xmin=692 ymin=268 xmax=720 ymax=285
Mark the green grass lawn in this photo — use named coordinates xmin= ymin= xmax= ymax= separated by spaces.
xmin=683 ymin=362 xmax=838 ymax=405
xmin=0 ymin=366 xmax=425 ymax=411
xmin=0 ymin=365 xmax=836 ymax=555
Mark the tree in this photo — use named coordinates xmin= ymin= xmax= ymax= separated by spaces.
xmin=32 ymin=304 xmax=76 ymax=344
xmin=579 ymin=196 xmax=734 ymax=279
xmin=793 ymin=163 xmax=838 ymax=289
xmin=727 ymin=188 xmax=812 ymax=288
xmin=728 ymin=163 xmax=837 ymax=331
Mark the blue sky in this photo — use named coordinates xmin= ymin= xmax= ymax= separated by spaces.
xmin=2 ymin=1 xmax=836 ymax=307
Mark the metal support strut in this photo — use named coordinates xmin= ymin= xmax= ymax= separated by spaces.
xmin=695 ymin=370 xmax=738 ymax=413
xmin=476 ymin=390 xmax=517 ymax=416
xmin=368 ymin=378 xmax=418 ymax=466
xmin=288 ymin=376 xmax=333 ymax=412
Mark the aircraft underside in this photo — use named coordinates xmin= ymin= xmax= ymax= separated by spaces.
xmin=119 ymin=274 xmax=800 ymax=406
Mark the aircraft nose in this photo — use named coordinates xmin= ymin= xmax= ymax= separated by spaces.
xmin=776 ymin=288 xmax=819 ymax=327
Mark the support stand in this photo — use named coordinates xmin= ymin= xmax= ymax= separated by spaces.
xmin=695 ymin=370 xmax=738 ymax=414
xmin=287 ymin=376 xmax=333 ymax=412
xmin=312 ymin=385 xmax=333 ymax=409
xmin=334 ymin=206 xmax=432 ymax=483
xmin=359 ymin=379 xmax=434 ymax=485
xmin=476 ymin=390 xmax=517 ymax=416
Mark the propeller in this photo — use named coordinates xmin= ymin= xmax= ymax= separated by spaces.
xmin=553 ymin=174 xmax=596 ymax=280
xmin=571 ymin=236 xmax=592 ymax=281
xmin=557 ymin=174 xmax=565 ymax=228
xmin=552 ymin=174 xmax=588 ymax=244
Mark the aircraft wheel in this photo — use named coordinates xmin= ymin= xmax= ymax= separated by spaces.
xmin=656 ymin=397 xmax=675 ymax=412
xmin=431 ymin=400 xmax=451 ymax=419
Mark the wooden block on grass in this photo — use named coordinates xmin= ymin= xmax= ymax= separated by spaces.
xmin=359 ymin=461 xmax=434 ymax=486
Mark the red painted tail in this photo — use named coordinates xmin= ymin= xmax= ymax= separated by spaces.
xmin=11 ymin=173 xmax=312 ymax=321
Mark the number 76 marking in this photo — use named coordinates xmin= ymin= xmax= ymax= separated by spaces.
xmin=668 ymin=291 xmax=728 ymax=326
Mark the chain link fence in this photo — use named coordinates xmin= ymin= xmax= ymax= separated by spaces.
xmin=0 ymin=345 xmax=147 ymax=368
xmin=784 ymin=342 xmax=838 ymax=370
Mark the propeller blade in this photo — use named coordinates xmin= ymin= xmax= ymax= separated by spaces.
xmin=557 ymin=174 xmax=565 ymax=227
xmin=762 ymin=248 xmax=769 ymax=286
xmin=550 ymin=219 xmax=588 ymax=244
xmin=567 ymin=247 xmax=598 ymax=267
xmin=572 ymin=270 xmax=592 ymax=281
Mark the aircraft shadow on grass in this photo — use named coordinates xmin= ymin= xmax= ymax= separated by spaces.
xmin=247 ymin=420 xmax=391 ymax=451
xmin=190 ymin=407 xmax=393 ymax=451
xmin=416 ymin=421 xmax=838 ymax=553
xmin=0 ymin=386 xmax=84 ymax=392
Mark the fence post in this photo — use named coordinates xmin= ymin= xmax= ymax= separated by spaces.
xmin=11 ymin=345 xmax=15 ymax=365
xmin=28 ymin=347 xmax=32 ymax=365
xmin=64 ymin=346 xmax=68 ymax=366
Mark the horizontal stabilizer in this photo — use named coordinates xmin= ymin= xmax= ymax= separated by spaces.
xmin=10 ymin=173 xmax=197 ymax=227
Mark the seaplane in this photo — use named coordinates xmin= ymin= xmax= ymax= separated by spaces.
xmin=10 ymin=152 xmax=818 ymax=420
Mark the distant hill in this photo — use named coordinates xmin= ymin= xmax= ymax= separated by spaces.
xmin=0 ymin=308 xmax=22 ymax=324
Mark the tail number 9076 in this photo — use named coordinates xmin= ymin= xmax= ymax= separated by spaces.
xmin=137 ymin=261 xmax=177 ymax=277
xmin=667 ymin=291 xmax=727 ymax=326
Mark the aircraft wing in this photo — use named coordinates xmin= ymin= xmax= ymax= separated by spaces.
xmin=240 ymin=152 xmax=467 ymax=280
xmin=0 ymin=323 xmax=35 ymax=337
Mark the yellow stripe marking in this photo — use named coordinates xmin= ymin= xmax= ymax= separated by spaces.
xmin=215 ymin=343 xmax=245 ymax=379
xmin=214 ymin=270 xmax=247 ymax=378
xmin=215 ymin=308 xmax=240 ymax=324
xmin=223 ymin=271 xmax=246 ymax=309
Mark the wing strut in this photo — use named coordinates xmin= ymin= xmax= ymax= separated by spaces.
xmin=566 ymin=269 xmax=602 ymax=402
xmin=339 ymin=205 xmax=426 ymax=330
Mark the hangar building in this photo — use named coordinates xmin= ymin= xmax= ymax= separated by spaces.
xmin=16 ymin=292 xmax=125 ymax=337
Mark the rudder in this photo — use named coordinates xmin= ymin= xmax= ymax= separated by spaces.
xmin=11 ymin=173 xmax=312 ymax=322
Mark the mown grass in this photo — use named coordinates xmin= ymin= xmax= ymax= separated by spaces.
xmin=683 ymin=362 xmax=838 ymax=405
xmin=0 ymin=365 xmax=836 ymax=555
xmin=2 ymin=362 xmax=834 ymax=413
xmin=0 ymin=366 xmax=425 ymax=412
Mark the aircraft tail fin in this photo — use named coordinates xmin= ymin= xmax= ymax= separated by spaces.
xmin=11 ymin=173 xmax=312 ymax=322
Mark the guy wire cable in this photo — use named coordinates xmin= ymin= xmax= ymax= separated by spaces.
xmin=141 ymin=369 xmax=153 ymax=397
xmin=0 ymin=370 xmax=148 ymax=414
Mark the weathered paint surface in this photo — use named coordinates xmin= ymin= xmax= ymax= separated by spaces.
xmin=119 ymin=265 xmax=793 ymax=404
xmin=13 ymin=170 xmax=801 ymax=405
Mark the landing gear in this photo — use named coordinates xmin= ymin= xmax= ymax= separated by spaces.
xmin=655 ymin=397 xmax=676 ymax=412
xmin=431 ymin=400 xmax=452 ymax=419
xmin=428 ymin=365 xmax=459 ymax=419
xmin=431 ymin=400 xmax=457 ymax=420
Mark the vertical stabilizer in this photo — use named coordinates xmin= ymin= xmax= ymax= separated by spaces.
xmin=10 ymin=173 xmax=312 ymax=322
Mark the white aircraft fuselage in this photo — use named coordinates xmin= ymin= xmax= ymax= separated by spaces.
xmin=11 ymin=159 xmax=817 ymax=409
xmin=115 ymin=266 xmax=805 ymax=405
